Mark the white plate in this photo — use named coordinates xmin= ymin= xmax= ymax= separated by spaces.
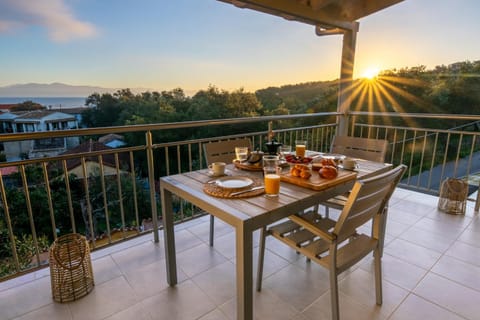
xmin=215 ymin=176 xmax=253 ymax=189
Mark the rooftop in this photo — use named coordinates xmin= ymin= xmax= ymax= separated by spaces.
xmin=1 ymin=188 xmax=479 ymax=320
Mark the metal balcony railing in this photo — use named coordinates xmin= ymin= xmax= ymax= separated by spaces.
xmin=0 ymin=111 xmax=479 ymax=281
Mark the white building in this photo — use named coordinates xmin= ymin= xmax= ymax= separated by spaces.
xmin=0 ymin=110 xmax=80 ymax=161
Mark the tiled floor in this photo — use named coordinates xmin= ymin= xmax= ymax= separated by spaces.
xmin=1 ymin=188 xmax=480 ymax=320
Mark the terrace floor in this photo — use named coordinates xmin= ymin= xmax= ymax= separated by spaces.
xmin=1 ymin=188 xmax=480 ymax=320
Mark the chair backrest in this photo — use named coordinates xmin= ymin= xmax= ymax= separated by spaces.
xmin=203 ymin=138 xmax=252 ymax=164
xmin=334 ymin=164 xmax=406 ymax=242
xmin=330 ymin=136 xmax=388 ymax=162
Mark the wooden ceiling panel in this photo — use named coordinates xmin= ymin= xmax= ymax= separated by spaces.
xmin=219 ymin=0 xmax=403 ymax=31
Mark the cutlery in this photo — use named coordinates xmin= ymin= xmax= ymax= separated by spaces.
xmin=230 ymin=186 xmax=264 ymax=196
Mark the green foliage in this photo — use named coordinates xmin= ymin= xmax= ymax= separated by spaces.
xmin=0 ymin=220 xmax=50 ymax=278
xmin=10 ymin=101 xmax=45 ymax=111
xmin=80 ymin=61 xmax=480 ymax=136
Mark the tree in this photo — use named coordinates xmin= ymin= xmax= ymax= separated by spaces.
xmin=10 ymin=101 xmax=45 ymax=111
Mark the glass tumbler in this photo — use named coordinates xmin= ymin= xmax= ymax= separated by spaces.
xmin=295 ymin=140 xmax=307 ymax=158
xmin=263 ymin=155 xmax=281 ymax=197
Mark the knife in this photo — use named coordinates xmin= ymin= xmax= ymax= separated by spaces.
xmin=230 ymin=186 xmax=264 ymax=196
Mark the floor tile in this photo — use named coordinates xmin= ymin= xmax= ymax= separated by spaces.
xmin=101 ymin=301 xmax=152 ymax=320
xmin=389 ymin=293 xmax=465 ymax=320
xmin=68 ymin=276 xmax=139 ymax=320
xmin=191 ymin=261 xmax=236 ymax=306
xmin=0 ymin=276 xmax=53 ymax=320
xmin=457 ymin=225 xmax=480 ymax=248
xmin=360 ymin=253 xmax=427 ymax=291
xmin=141 ymin=280 xmax=216 ymax=320
xmin=123 ymin=258 xmax=186 ymax=300
xmin=338 ymin=268 xmax=409 ymax=317
xmin=302 ymin=291 xmax=386 ymax=320
xmin=398 ymin=226 xmax=456 ymax=253
xmin=197 ymin=308 xmax=230 ymax=320
xmin=91 ymin=255 xmax=123 ymax=285
xmin=445 ymin=240 xmax=480 ymax=267
xmin=176 ymin=243 xmax=228 ymax=278
xmin=383 ymin=238 xmax=441 ymax=269
xmin=110 ymin=241 xmax=165 ymax=274
xmin=414 ymin=273 xmax=480 ymax=320
xmin=261 ymin=263 xmax=330 ymax=312
xmin=432 ymin=254 xmax=480 ymax=291
xmin=413 ymin=216 xmax=467 ymax=240
xmin=10 ymin=303 xmax=72 ymax=320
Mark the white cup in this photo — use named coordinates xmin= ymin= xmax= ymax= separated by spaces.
xmin=208 ymin=162 xmax=226 ymax=176
xmin=341 ymin=158 xmax=357 ymax=170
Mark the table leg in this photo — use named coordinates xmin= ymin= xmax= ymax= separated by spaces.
xmin=161 ymin=186 xmax=177 ymax=286
xmin=236 ymin=223 xmax=253 ymax=320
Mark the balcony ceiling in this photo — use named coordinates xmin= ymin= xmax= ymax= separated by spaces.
xmin=218 ymin=0 xmax=404 ymax=32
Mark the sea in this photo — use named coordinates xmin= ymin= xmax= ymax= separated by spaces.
xmin=0 ymin=97 xmax=88 ymax=109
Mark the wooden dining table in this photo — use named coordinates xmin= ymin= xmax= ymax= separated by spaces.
xmin=159 ymin=157 xmax=392 ymax=320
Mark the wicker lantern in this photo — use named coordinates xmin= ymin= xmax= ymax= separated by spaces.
xmin=49 ymin=233 xmax=94 ymax=302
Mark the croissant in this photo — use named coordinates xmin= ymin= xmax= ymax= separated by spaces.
xmin=319 ymin=165 xmax=338 ymax=179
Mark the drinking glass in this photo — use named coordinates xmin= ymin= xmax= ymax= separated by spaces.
xmin=295 ymin=140 xmax=307 ymax=158
xmin=263 ymin=155 xmax=281 ymax=197
xmin=279 ymin=145 xmax=292 ymax=161
xmin=235 ymin=147 xmax=249 ymax=162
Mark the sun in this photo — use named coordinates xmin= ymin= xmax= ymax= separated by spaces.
xmin=362 ymin=67 xmax=380 ymax=80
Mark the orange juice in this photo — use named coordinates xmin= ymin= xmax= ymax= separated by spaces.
xmin=264 ymin=174 xmax=280 ymax=196
xmin=295 ymin=144 xmax=306 ymax=158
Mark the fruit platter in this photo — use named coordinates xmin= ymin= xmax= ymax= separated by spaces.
xmin=284 ymin=154 xmax=313 ymax=164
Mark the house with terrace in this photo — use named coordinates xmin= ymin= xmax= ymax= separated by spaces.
xmin=0 ymin=110 xmax=80 ymax=161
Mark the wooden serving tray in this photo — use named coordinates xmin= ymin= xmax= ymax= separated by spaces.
xmin=233 ymin=159 xmax=263 ymax=171
xmin=280 ymin=169 xmax=357 ymax=191
xmin=233 ymin=159 xmax=290 ymax=171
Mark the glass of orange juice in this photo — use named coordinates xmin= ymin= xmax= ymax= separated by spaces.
xmin=295 ymin=140 xmax=307 ymax=158
xmin=263 ymin=155 xmax=281 ymax=197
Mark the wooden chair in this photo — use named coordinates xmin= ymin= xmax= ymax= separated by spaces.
xmin=331 ymin=135 xmax=388 ymax=163
xmin=203 ymin=138 xmax=252 ymax=246
xmin=322 ymin=136 xmax=389 ymax=218
xmin=256 ymin=164 xmax=406 ymax=320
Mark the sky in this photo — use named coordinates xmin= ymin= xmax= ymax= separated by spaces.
xmin=0 ymin=0 xmax=479 ymax=95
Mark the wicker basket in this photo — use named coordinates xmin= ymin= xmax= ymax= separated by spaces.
xmin=438 ymin=178 xmax=469 ymax=215
xmin=49 ymin=233 xmax=94 ymax=302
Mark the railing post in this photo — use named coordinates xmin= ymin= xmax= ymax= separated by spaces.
xmin=146 ymin=131 xmax=159 ymax=243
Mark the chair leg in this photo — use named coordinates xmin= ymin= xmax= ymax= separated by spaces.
xmin=256 ymin=226 xmax=267 ymax=291
xmin=379 ymin=206 xmax=389 ymax=257
xmin=329 ymin=268 xmax=340 ymax=320
xmin=325 ymin=205 xmax=330 ymax=219
xmin=209 ymin=215 xmax=214 ymax=247
xmin=374 ymin=247 xmax=383 ymax=305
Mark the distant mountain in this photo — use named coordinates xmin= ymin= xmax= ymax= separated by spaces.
xmin=0 ymin=83 xmax=150 ymax=97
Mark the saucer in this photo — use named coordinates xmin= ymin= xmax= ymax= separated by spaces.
xmin=208 ymin=169 xmax=231 ymax=177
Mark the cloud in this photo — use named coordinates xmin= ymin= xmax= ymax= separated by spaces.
xmin=0 ymin=0 xmax=97 ymax=42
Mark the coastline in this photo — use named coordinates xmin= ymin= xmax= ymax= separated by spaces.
xmin=0 ymin=97 xmax=87 ymax=109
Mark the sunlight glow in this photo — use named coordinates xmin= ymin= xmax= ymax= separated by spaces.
xmin=362 ymin=67 xmax=380 ymax=80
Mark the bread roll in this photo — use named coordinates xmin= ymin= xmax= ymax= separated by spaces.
xmin=319 ymin=165 xmax=338 ymax=179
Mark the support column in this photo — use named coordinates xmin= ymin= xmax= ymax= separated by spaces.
xmin=336 ymin=23 xmax=358 ymax=137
